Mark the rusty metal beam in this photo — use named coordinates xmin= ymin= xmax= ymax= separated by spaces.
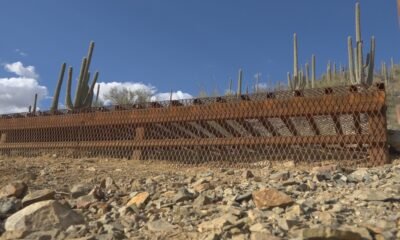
xmin=0 ymin=134 xmax=383 ymax=149
xmin=0 ymin=91 xmax=385 ymax=130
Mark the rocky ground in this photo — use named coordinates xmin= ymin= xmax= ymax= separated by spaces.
xmin=0 ymin=156 xmax=400 ymax=240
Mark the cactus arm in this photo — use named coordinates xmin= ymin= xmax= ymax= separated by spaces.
xmin=83 ymin=71 xmax=99 ymax=107
xmin=365 ymin=36 xmax=375 ymax=85
xmin=74 ymin=57 xmax=87 ymax=108
xmin=347 ymin=36 xmax=356 ymax=84
xmin=83 ymin=41 xmax=95 ymax=82
xmin=287 ymin=72 xmax=292 ymax=90
xmin=293 ymin=33 xmax=298 ymax=78
xmin=95 ymin=84 xmax=100 ymax=105
xmin=357 ymin=41 xmax=364 ymax=83
xmin=355 ymin=2 xmax=361 ymax=43
xmin=65 ymin=67 xmax=74 ymax=110
xmin=50 ymin=63 xmax=66 ymax=113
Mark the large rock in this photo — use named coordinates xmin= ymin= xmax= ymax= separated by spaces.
xmin=4 ymin=200 xmax=84 ymax=237
xmin=348 ymin=168 xmax=370 ymax=182
xmin=21 ymin=189 xmax=55 ymax=207
xmin=0 ymin=182 xmax=27 ymax=199
xmin=252 ymin=188 xmax=294 ymax=209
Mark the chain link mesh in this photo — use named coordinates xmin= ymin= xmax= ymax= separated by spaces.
xmin=0 ymin=83 xmax=388 ymax=168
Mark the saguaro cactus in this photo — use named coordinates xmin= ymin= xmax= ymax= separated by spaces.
xmin=327 ymin=61 xmax=332 ymax=82
xmin=311 ymin=55 xmax=316 ymax=88
xmin=305 ymin=63 xmax=310 ymax=88
xmin=50 ymin=63 xmax=66 ymax=113
xmin=32 ymin=93 xmax=38 ymax=114
xmin=391 ymin=58 xmax=395 ymax=80
xmin=65 ymin=41 xmax=100 ymax=110
xmin=288 ymin=33 xmax=306 ymax=90
xmin=237 ymin=69 xmax=243 ymax=97
xmin=347 ymin=2 xmax=375 ymax=85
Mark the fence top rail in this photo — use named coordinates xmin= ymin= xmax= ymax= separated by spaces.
xmin=0 ymin=83 xmax=385 ymax=120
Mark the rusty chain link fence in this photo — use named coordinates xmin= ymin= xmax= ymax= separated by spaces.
xmin=0 ymin=83 xmax=389 ymax=168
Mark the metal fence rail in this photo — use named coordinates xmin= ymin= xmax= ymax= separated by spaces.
xmin=0 ymin=83 xmax=388 ymax=167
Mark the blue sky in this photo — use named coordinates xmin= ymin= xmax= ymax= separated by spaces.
xmin=0 ymin=0 xmax=399 ymax=112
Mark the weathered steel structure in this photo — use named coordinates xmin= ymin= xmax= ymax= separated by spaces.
xmin=0 ymin=84 xmax=388 ymax=167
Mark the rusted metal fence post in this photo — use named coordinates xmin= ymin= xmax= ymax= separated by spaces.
xmin=0 ymin=133 xmax=6 ymax=144
xmin=132 ymin=126 xmax=145 ymax=160
xmin=368 ymin=84 xmax=389 ymax=166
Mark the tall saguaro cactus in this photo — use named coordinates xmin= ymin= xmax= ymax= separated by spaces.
xmin=65 ymin=41 xmax=100 ymax=110
xmin=347 ymin=2 xmax=375 ymax=85
xmin=49 ymin=41 xmax=100 ymax=112
xmin=288 ymin=33 xmax=306 ymax=90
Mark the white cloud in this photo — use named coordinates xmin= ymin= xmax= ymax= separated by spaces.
xmin=4 ymin=61 xmax=38 ymax=78
xmin=0 ymin=62 xmax=47 ymax=114
xmin=151 ymin=90 xmax=192 ymax=102
xmin=15 ymin=49 xmax=28 ymax=57
xmin=96 ymin=81 xmax=192 ymax=105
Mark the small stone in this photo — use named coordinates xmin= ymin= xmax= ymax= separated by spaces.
xmin=0 ymin=197 xmax=22 ymax=216
xmin=76 ymin=195 xmax=96 ymax=209
xmin=250 ymin=232 xmax=281 ymax=240
xmin=249 ymin=223 xmax=268 ymax=232
xmin=242 ymin=170 xmax=254 ymax=179
xmin=270 ymin=171 xmax=290 ymax=181
xmin=231 ymin=234 xmax=247 ymax=240
xmin=198 ymin=214 xmax=237 ymax=232
xmin=86 ymin=167 xmax=96 ymax=172
xmin=277 ymin=218 xmax=299 ymax=231
xmin=285 ymin=205 xmax=302 ymax=219
xmin=314 ymin=211 xmax=335 ymax=226
xmin=126 ymin=192 xmax=150 ymax=209
xmin=235 ymin=192 xmax=252 ymax=202
xmin=193 ymin=194 xmax=212 ymax=208
xmin=147 ymin=219 xmax=177 ymax=232
xmin=311 ymin=164 xmax=340 ymax=174
xmin=301 ymin=227 xmax=364 ymax=240
xmin=252 ymin=188 xmax=294 ymax=209
xmin=193 ymin=183 xmax=212 ymax=193
xmin=70 ymin=184 xmax=91 ymax=199
xmin=0 ymin=182 xmax=27 ymax=199
xmin=173 ymin=188 xmax=194 ymax=203
xmin=22 ymin=189 xmax=55 ymax=207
